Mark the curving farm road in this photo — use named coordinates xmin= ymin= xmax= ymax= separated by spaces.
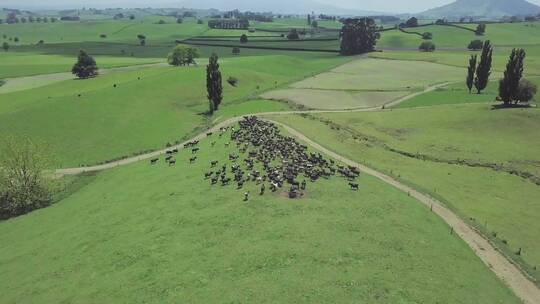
xmin=53 ymin=83 xmax=540 ymax=304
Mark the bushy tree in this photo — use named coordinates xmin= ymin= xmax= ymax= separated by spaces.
xmin=499 ymin=48 xmax=527 ymax=104
xmin=137 ymin=34 xmax=146 ymax=46
xmin=516 ymin=79 xmax=537 ymax=103
xmin=2 ymin=42 xmax=9 ymax=52
xmin=232 ymin=47 xmax=241 ymax=55
xmin=475 ymin=23 xmax=486 ymax=35
xmin=422 ymin=32 xmax=433 ymax=40
xmin=197 ymin=19 xmax=203 ymax=24
xmin=468 ymin=39 xmax=484 ymax=50
xmin=312 ymin=20 xmax=318 ymax=28
xmin=0 ymin=136 xmax=53 ymax=220
xmin=405 ymin=17 xmax=419 ymax=27
xmin=167 ymin=45 xmax=200 ymax=66
xmin=72 ymin=50 xmax=98 ymax=79
xmin=176 ymin=18 xmax=183 ymax=24
xmin=474 ymin=40 xmax=493 ymax=94
xmin=419 ymin=41 xmax=435 ymax=52
xmin=467 ymin=55 xmax=477 ymax=93
xmin=287 ymin=28 xmax=300 ymax=40
xmin=240 ymin=34 xmax=248 ymax=43
xmin=129 ymin=15 xmax=135 ymax=20
xmin=340 ymin=18 xmax=379 ymax=55
xmin=206 ymin=53 xmax=223 ymax=114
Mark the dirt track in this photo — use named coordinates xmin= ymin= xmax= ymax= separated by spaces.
xmin=53 ymin=82 xmax=540 ymax=303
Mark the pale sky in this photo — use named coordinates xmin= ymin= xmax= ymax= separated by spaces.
xmin=3 ymin=0 xmax=540 ymax=14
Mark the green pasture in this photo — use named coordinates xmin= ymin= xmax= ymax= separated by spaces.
xmin=370 ymin=46 xmax=540 ymax=76
xmin=0 ymin=126 xmax=521 ymax=303
xmin=290 ymin=58 xmax=464 ymax=91
xmin=261 ymin=88 xmax=408 ymax=110
xmin=0 ymin=52 xmax=162 ymax=78
xmin=0 ymin=17 xmax=207 ymax=45
xmin=0 ymin=53 xmax=349 ymax=167
xmin=271 ymin=104 xmax=540 ymax=280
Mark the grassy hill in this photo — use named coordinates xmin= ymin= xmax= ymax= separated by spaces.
xmin=0 ymin=125 xmax=522 ymax=303
xmin=420 ymin=0 xmax=540 ymax=18
xmin=271 ymin=104 xmax=540 ymax=281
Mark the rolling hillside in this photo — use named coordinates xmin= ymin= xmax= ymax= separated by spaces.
xmin=421 ymin=0 xmax=540 ymax=18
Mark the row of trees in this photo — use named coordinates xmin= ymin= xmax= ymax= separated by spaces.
xmin=0 ymin=14 xmax=58 ymax=24
xmin=499 ymin=49 xmax=537 ymax=105
xmin=465 ymin=42 xmax=537 ymax=104
xmin=466 ymin=40 xmax=493 ymax=94
xmin=208 ymin=19 xmax=250 ymax=29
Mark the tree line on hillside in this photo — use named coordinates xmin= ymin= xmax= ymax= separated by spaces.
xmin=208 ymin=19 xmax=250 ymax=29
xmin=465 ymin=41 xmax=537 ymax=105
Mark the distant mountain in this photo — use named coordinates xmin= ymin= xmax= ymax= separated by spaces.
xmin=420 ymin=0 xmax=540 ymax=18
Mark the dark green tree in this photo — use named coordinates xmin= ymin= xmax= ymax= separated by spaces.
xmin=287 ymin=29 xmax=300 ymax=40
xmin=474 ymin=40 xmax=493 ymax=94
xmin=2 ymin=42 xmax=8 ymax=52
xmin=468 ymin=39 xmax=483 ymax=50
xmin=72 ymin=50 xmax=98 ymax=79
xmin=466 ymin=55 xmax=477 ymax=93
xmin=206 ymin=53 xmax=223 ymax=114
xmin=405 ymin=17 xmax=418 ymax=27
xmin=240 ymin=34 xmax=248 ymax=43
xmin=475 ymin=23 xmax=486 ymax=35
xmin=307 ymin=14 xmax=311 ymax=26
xmin=419 ymin=41 xmax=436 ymax=52
xmin=137 ymin=34 xmax=146 ymax=46
xmin=340 ymin=18 xmax=379 ymax=56
xmin=499 ymin=48 xmax=526 ymax=105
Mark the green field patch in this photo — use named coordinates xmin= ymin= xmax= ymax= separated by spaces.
xmin=0 ymin=54 xmax=349 ymax=167
xmin=261 ymin=88 xmax=409 ymax=110
xmin=291 ymin=58 xmax=464 ymax=91
xmin=270 ymin=104 xmax=540 ymax=279
xmin=0 ymin=124 xmax=521 ymax=303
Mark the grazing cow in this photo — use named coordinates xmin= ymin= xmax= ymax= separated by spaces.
xmin=169 ymin=159 xmax=176 ymax=166
xmin=244 ymin=191 xmax=250 ymax=201
xmin=211 ymin=161 xmax=219 ymax=167
xmin=260 ymin=184 xmax=265 ymax=195
xmin=207 ymin=132 xmax=213 ymax=137
xmin=190 ymin=156 xmax=197 ymax=163
xmin=349 ymin=183 xmax=359 ymax=191
xmin=211 ymin=141 xmax=216 ymax=147
xmin=204 ymin=172 xmax=213 ymax=179
xmin=165 ymin=155 xmax=173 ymax=162
xmin=192 ymin=148 xmax=200 ymax=154
xmin=150 ymin=158 xmax=159 ymax=165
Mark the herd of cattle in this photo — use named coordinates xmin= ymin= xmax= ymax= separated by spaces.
xmin=151 ymin=116 xmax=360 ymax=200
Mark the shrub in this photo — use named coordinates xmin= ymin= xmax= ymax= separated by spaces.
xmin=0 ymin=136 xmax=53 ymax=220
xmin=227 ymin=76 xmax=239 ymax=87
xmin=287 ymin=29 xmax=300 ymax=40
xmin=419 ymin=41 xmax=435 ymax=52
xmin=176 ymin=18 xmax=183 ymax=24
xmin=516 ymin=79 xmax=537 ymax=103
xmin=475 ymin=23 xmax=486 ymax=35
xmin=158 ymin=20 xmax=166 ymax=24
xmin=240 ymin=34 xmax=248 ymax=43
xmin=232 ymin=47 xmax=241 ymax=55
xmin=422 ymin=32 xmax=433 ymax=40
xmin=197 ymin=19 xmax=203 ymax=24
xmin=468 ymin=39 xmax=484 ymax=50
xmin=100 ymin=34 xmax=107 ymax=38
